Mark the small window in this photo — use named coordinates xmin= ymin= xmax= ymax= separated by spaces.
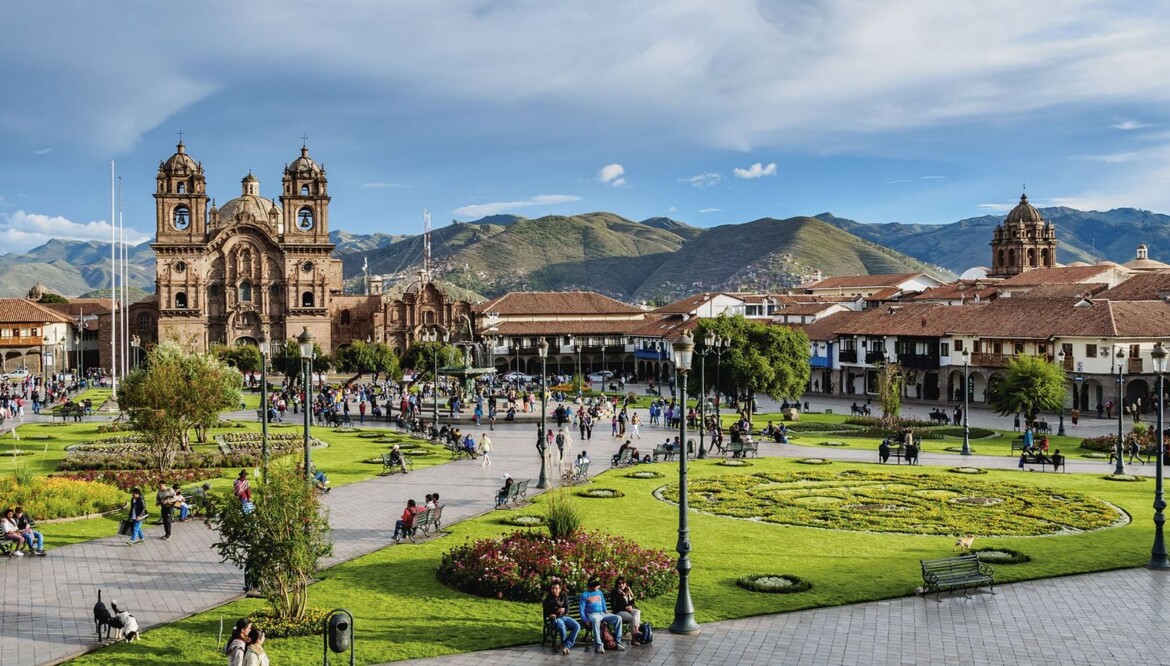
xmin=954 ymin=340 xmax=964 ymax=352
xmin=175 ymin=292 xmax=188 ymax=309
xmin=941 ymin=343 xmax=950 ymax=356
xmin=300 ymin=185 xmax=310 ymax=196
xmin=1014 ymin=342 xmax=1025 ymax=355
xmin=177 ymin=182 xmax=186 ymax=193
xmin=301 ymin=291 xmax=314 ymax=308
xmin=30 ymin=328 xmax=38 ymax=337
xmin=1086 ymin=344 xmax=1098 ymax=358
xmin=137 ymin=313 xmax=152 ymax=332
xmin=239 ymin=281 xmax=252 ymax=302
xmin=209 ymin=284 xmax=220 ymax=299
xmin=340 ymin=309 xmax=351 ymax=325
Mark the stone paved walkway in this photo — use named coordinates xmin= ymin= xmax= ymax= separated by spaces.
xmin=1 ymin=387 xmax=1161 ymax=665
xmin=390 ymin=567 xmax=1170 ymax=666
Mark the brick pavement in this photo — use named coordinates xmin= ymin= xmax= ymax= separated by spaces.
xmin=391 ymin=567 xmax=1170 ymax=666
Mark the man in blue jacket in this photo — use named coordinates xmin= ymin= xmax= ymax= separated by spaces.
xmin=579 ymin=578 xmax=624 ymax=653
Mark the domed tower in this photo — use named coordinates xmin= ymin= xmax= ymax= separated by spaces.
xmin=280 ymin=145 xmax=330 ymax=244
xmin=154 ymin=141 xmax=209 ymax=242
xmin=989 ymin=193 xmax=1057 ymax=278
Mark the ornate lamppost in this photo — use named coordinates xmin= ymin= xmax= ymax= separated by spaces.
xmin=1151 ymin=342 xmax=1169 ymax=569
xmin=669 ymin=332 xmax=699 ymax=635
xmin=536 ymin=338 xmax=550 ymax=489
xmin=697 ymin=331 xmax=722 ymax=459
xmin=961 ymin=349 xmax=972 ymax=456
xmin=298 ymin=327 xmax=315 ymax=480
xmin=258 ymin=333 xmax=270 ymax=481
xmin=1115 ymin=347 xmax=1127 ymax=476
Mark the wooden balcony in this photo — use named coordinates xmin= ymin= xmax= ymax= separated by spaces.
xmin=0 ymin=336 xmax=45 ymax=347
xmin=1129 ymin=358 xmax=1144 ymax=374
xmin=970 ymin=352 xmax=1013 ymax=368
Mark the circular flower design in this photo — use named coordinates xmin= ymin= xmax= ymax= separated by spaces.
xmin=948 ymin=467 xmax=987 ymax=474
xmin=736 ymin=573 xmax=812 ymax=594
xmin=657 ymin=470 xmax=1124 ymax=536
xmin=971 ymin=548 xmax=1031 ymax=564
xmin=819 ymin=441 xmax=848 ymax=447
xmin=796 ymin=458 xmax=832 ymax=465
xmin=1104 ymin=474 xmax=1146 ymax=482
xmin=717 ymin=460 xmax=753 ymax=467
xmin=578 ymin=488 xmax=625 ymax=498
xmin=626 ymin=471 xmax=665 ymax=479
xmin=501 ymin=514 xmax=545 ymax=527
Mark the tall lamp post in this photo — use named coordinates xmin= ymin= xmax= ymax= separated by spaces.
xmin=1151 ymin=342 xmax=1169 ymax=569
xmin=536 ymin=338 xmax=550 ymax=489
xmin=129 ymin=335 xmax=140 ymax=370
xmin=670 ymin=332 xmax=699 ymax=635
xmin=258 ymin=333 xmax=270 ymax=482
xmin=713 ymin=335 xmax=728 ymax=426
xmin=961 ymin=349 xmax=972 ymax=456
xmin=1056 ymin=349 xmax=1067 ymax=436
xmin=697 ymin=331 xmax=720 ymax=459
xmin=298 ymin=327 xmax=315 ymax=480
xmin=1115 ymin=347 xmax=1127 ymax=476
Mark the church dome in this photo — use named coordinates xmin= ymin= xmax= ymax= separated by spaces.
xmin=27 ymin=281 xmax=47 ymax=300
xmin=217 ymin=175 xmax=283 ymax=228
xmin=1004 ymin=193 xmax=1044 ymax=227
xmin=160 ymin=142 xmax=199 ymax=174
xmin=286 ymin=146 xmax=323 ymax=177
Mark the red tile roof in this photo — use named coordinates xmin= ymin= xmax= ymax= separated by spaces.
xmin=483 ymin=320 xmax=651 ymax=336
xmin=802 ymin=273 xmax=924 ymax=290
xmin=0 ymin=299 xmax=74 ymax=324
xmin=904 ymin=279 xmax=1002 ymax=303
xmin=1101 ymin=273 xmax=1170 ymax=301
xmin=475 ymin=291 xmax=642 ymax=315
xmin=652 ymin=293 xmax=721 ymax=314
xmin=997 ymin=265 xmax=1123 ymax=287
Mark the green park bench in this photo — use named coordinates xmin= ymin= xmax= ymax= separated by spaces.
xmin=920 ymin=554 xmax=995 ymax=600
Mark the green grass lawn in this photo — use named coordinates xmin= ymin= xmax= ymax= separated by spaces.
xmin=4 ymin=417 xmax=442 ymax=551
xmin=66 ymin=457 xmax=1156 ymax=665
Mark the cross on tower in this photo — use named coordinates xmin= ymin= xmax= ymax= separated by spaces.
xmin=300 ymin=134 xmax=309 ymax=147
xmin=176 ymin=129 xmax=185 ymax=143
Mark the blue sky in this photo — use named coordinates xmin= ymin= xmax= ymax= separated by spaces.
xmin=1 ymin=0 xmax=1169 ymax=252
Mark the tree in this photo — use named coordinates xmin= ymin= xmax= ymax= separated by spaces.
xmin=334 ymin=340 xmax=399 ymax=384
xmin=209 ymin=462 xmax=333 ymax=622
xmin=37 ymin=293 xmax=69 ymax=304
xmin=117 ymin=341 xmax=243 ymax=470
xmin=988 ymin=355 xmax=1067 ymax=428
xmin=875 ymin=362 xmax=904 ymax=417
xmin=400 ymin=341 xmax=461 ymax=381
xmin=213 ymin=343 xmax=261 ymax=374
xmin=693 ymin=315 xmax=811 ymax=425
xmin=270 ymin=339 xmax=331 ymax=380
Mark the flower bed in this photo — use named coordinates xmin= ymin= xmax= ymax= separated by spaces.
xmin=59 ymin=450 xmax=259 ymax=471
xmin=657 ymin=469 xmax=1124 ymax=536
xmin=501 ymin=514 xmax=545 ymax=527
xmin=943 ymin=446 xmax=976 ymax=454
xmin=436 ymin=530 xmax=676 ymax=602
xmin=717 ymin=460 xmax=752 ymax=467
xmin=0 ymin=477 xmax=125 ymax=519
xmin=785 ymin=422 xmax=861 ymax=433
xmin=577 ymin=488 xmax=624 ymax=498
xmin=625 ymin=470 xmax=664 ymax=479
xmin=736 ymin=573 xmax=812 ymax=594
xmin=932 ymin=427 xmax=996 ymax=439
xmin=971 ymin=547 xmax=1030 ymax=564
xmin=796 ymin=458 xmax=832 ymax=465
xmin=1103 ymin=474 xmax=1145 ymax=482
xmin=948 ymin=467 xmax=987 ymax=475
xmin=52 ymin=468 xmax=222 ymax=492
xmin=249 ymin=606 xmax=330 ymax=638
xmin=818 ymin=441 xmax=847 ymax=447
xmin=0 ymin=449 xmax=33 ymax=457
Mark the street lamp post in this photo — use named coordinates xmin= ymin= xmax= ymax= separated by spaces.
xmin=961 ymin=349 xmax=972 ymax=456
xmin=259 ymin=334 xmax=270 ymax=482
xmin=298 ymin=327 xmax=315 ymax=480
xmin=536 ymin=338 xmax=550 ymax=489
xmin=697 ymin=331 xmax=718 ymax=459
xmin=1057 ymin=349 xmax=1067 ymax=436
xmin=1115 ymin=348 xmax=1127 ymax=476
xmin=713 ymin=336 xmax=728 ymax=426
xmin=1151 ymin=342 xmax=1169 ymax=569
xmin=670 ymin=332 xmax=699 ymax=635
xmin=130 ymin=335 xmax=140 ymax=370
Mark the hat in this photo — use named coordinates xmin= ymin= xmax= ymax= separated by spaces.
xmin=503 ymin=473 xmax=511 ymax=480
xmin=587 ymin=578 xmax=601 ymax=588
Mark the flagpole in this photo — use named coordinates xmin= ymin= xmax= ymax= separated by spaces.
xmin=119 ymin=178 xmax=128 ymax=377
xmin=110 ymin=162 xmax=117 ymax=395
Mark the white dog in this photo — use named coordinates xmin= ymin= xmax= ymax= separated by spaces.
xmin=108 ymin=602 xmax=140 ymax=642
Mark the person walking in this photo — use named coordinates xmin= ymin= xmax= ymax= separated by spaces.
xmin=126 ymin=487 xmax=147 ymax=545
xmin=242 ymin=628 xmax=269 ymax=666
xmin=630 ymin=412 xmax=641 ymax=439
xmin=155 ymin=481 xmax=176 ymax=541
xmin=479 ymin=432 xmax=493 ymax=467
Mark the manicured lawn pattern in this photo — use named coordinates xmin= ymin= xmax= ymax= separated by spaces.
xmin=657 ymin=470 xmax=1123 ymax=536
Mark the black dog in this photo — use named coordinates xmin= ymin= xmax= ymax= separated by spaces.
xmin=93 ymin=589 xmax=112 ymax=641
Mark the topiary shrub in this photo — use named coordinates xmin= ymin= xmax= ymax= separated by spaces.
xmin=578 ymin=488 xmax=624 ymax=499
xmin=736 ymin=573 xmax=812 ymax=594
xmin=545 ymin=488 xmax=581 ymax=539
xmin=625 ymin=470 xmax=664 ymax=479
xmin=971 ymin=547 xmax=1030 ymax=564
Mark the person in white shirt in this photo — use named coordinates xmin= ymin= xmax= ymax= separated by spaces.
xmin=1 ymin=509 xmax=26 ymax=557
xmin=479 ymin=433 xmax=493 ymax=466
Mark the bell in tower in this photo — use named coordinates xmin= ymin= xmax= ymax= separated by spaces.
xmin=154 ymin=141 xmax=209 ymax=241
xmin=280 ymin=143 xmax=331 ymax=243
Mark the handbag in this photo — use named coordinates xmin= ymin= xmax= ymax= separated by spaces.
xmin=117 ymin=519 xmax=134 ymax=537
xmin=600 ymin=621 xmax=618 ymax=651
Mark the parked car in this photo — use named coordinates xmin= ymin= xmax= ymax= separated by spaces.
xmin=503 ymin=371 xmax=532 ymax=383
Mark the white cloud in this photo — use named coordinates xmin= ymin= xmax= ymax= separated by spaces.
xmin=453 ymin=194 xmax=580 ymax=218
xmin=597 ymin=164 xmax=626 ymax=187
xmin=699 ymin=208 xmax=721 ymax=213
xmin=362 ymin=182 xmax=409 ymax=189
xmin=1113 ymin=120 xmax=1151 ymax=131
xmin=732 ymin=162 xmax=777 ymax=179
xmin=30 ymin=148 xmax=51 ymax=155
xmin=888 ymin=175 xmax=946 ymax=184
xmin=977 ymin=203 xmax=1014 ymax=211
xmin=0 ymin=210 xmax=150 ymax=253
xmin=680 ymin=172 xmax=721 ymax=188
xmin=668 ymin=206 xmax=678 ymax=213
xmin=1080 ymin=152 xmax=1140 ymax=163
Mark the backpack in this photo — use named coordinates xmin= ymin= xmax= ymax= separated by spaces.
xmin=600 ymin=621 xmax=618 ymax=650
xmin=639 ymin=622 xmax=653 ymax=644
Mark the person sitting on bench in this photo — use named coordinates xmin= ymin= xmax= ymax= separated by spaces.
xmin=496 ymin=475 xmax=514 ymax=507
xmin=388 ymin=445 xmax=409 ymax=474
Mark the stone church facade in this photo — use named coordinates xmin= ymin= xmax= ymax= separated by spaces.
xmin=121 ymin=142 xmax=473 ymax=363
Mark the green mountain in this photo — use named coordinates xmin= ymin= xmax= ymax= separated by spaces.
xmin=816 ymin=207 xmax=1170 ymax=273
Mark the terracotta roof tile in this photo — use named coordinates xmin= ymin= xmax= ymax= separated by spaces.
xmin=904 ymin=279 xmax=1002 ymax=303
xmin=1101 ymin=273 xmax=1170 ymax=301
xmin=652 ymin=293 xmax=721 ymax=314
xmin=1015 ymin=283 xmax=1108 ymax=299
xmin=0 ymin=299 xmax=74 ymax=324
xmin=776 ymin=303 xmax=844 ymax=316
xmin=483 ymin=320 xmax=650 ymax=336
xmin=474 ymin=291 xmax=642 ymax=315
xmin=799 ymin=310 xmax=869 ymax=341
xmin=997 ymin=265 xmax=1124 ymax=287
